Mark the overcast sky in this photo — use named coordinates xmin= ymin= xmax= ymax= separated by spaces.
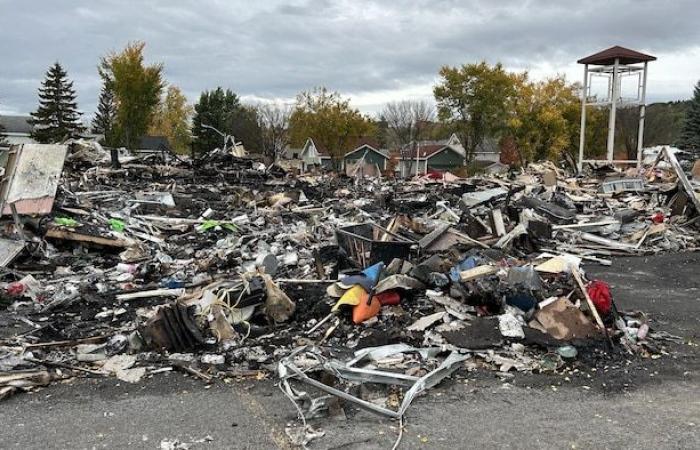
xmin=1 ymin=0 xmax=699 ymax=119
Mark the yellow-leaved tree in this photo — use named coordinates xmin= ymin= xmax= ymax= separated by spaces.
xmin=289 ymin=87 xmax=376 ymax=168
xmin=99 ymin=41 xmax=164 ymax=149
xmin=149 ymin=85 xmax=193 ymax=154
xmin=508 ymin=75 xmax=608 ymax=167
xmin=434 ymin=62 xmax=519 ymax=162
xmin=507 ymin=76 xmax=574 ymax=164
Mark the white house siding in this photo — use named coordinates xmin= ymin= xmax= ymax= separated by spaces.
xmin=473 ymin=151 xmax=500 ymax=163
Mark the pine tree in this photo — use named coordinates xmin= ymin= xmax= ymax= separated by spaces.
xmin=92 ymin=81 xmax=117 ymax=145
xmin=678 ymin=80 xmax=700 ymax=152
xmin=29 ymin=62 xmax=85 ymax=143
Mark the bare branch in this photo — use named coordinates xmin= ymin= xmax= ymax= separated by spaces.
xmin=380 ymin=100 xmax=435 ymax=148
xmin=256 ymin=102 xmax=292 ymax=160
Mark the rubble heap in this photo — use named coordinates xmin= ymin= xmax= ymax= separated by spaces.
xmin=0 ymin=142 xmax=697 ymax=446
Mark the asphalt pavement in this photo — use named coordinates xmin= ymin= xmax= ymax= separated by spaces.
xmin=2 ymin=252 xmax=699 ymax=449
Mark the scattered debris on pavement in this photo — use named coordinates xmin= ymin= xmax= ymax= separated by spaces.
xmin=0 ymin=142 xmax=697 ymax=447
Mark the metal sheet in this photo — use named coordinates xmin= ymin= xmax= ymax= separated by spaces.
xmin=0 ymin=238 xmax=25 ymax=267
xmin=461 ymin=188 xmax=508 ymax=207
xmin=600 ymin=177 xmax=645 ymax=194
xmin=278 ymin=345 xmax=468 ymax=419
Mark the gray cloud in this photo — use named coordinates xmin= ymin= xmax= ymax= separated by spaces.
xmin=0 ymin=0 xmax=698 ymax=116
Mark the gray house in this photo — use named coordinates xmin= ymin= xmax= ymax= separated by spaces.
xmin=473 ymin=137 xmax=501 ymax=163
xmin=0 ymin=115 xmax=35 ymax=147
xmin=1 ymin=115 xmax=102 ymax=149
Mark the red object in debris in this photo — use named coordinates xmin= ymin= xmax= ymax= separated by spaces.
xmin=425 ymin=170 xmax=444 ymax=179
xmin=6 ymin=282 xmax=26 ymax=296
xmin=586 ymin=280 xmax=613 ymax=316
xmin=376 ymin=291 xmax=400 ymax=306
xmin=651 ymin=212 xmax=664 ymax=224
xmin=476 ymin=305 xmax=490 ymax=317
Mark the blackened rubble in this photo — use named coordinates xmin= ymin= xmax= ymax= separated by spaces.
xmin=0 ymin=142 xmax=698 ymax=445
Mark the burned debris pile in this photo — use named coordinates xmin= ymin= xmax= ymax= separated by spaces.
xmin=0 ymin=142 xmax=698 ymax=445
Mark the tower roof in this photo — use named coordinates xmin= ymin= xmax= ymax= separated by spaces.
xmin=577 ymin=46 xmax=656 ymax=65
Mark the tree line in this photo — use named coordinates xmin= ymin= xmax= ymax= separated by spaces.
xmin=12 ymin=40 xmax=700 ymax=165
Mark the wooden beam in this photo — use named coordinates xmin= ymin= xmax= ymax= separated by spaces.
xmin=459 ymin=265 xmax=498 ymax=282
xmin=45 ymin=227 xmax=131 ymax=248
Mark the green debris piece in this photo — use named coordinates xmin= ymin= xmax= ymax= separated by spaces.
xmin=199 ymin=220 xmax=220 ymax=231
xmin=109 ymin=218 xmax=126 ymax=232
xmin=54 ymin=217 xmax=79 ymax=228
xmin=198 ymin=220 xmax=238 ymax=233
xmin=222 ymin=223 xmax=238 ymax=233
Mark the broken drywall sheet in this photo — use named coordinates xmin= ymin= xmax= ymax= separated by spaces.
xmin=1 ymin=144 xmax=68 ymax=216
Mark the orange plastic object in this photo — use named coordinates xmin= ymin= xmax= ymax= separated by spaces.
xmin=352 ymin=295 xmax=381 ymax=324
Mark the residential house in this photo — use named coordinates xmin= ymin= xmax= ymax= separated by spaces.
xmin=444 ymin=133 xmax=466 ymax=156
xmin=281 ymin=138 xmax=333 ymax=172
xmin=282 ymin=137 xmax=391 ymax=175
xmin=1 ymin=115 xmax=104 ymax=149
xmin=282 ymin=146 xmax=303 ymax=160
xmin=342 ymin=139 xmax=389 ymax=175
xmin=395 ymin=134 xmax=467 ymax=177
xmin=138 ymin=136 xmax=172 ymax=152
xmin=279 ymin=146 xmax=305 ymax=172
xmin=473 ymin=137 xmax=501 ymax=163
xmin=0 ymin=115 xmax=34 ymax=148
xmin=433 ymin=133 xmax=500 ymax=163
xmin=131 ymin=135 xmax=173 ymax=158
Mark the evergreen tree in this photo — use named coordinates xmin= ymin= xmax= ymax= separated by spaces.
xmin=92 ymin=81 xmax=117 ymax=146
xmin=678 ymin=80 xmax=700 ymax=152
xmin=192 ymin=87 xmax=262 ymax=154
xmin=29 ymin=62 xmax=85 ymax=143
